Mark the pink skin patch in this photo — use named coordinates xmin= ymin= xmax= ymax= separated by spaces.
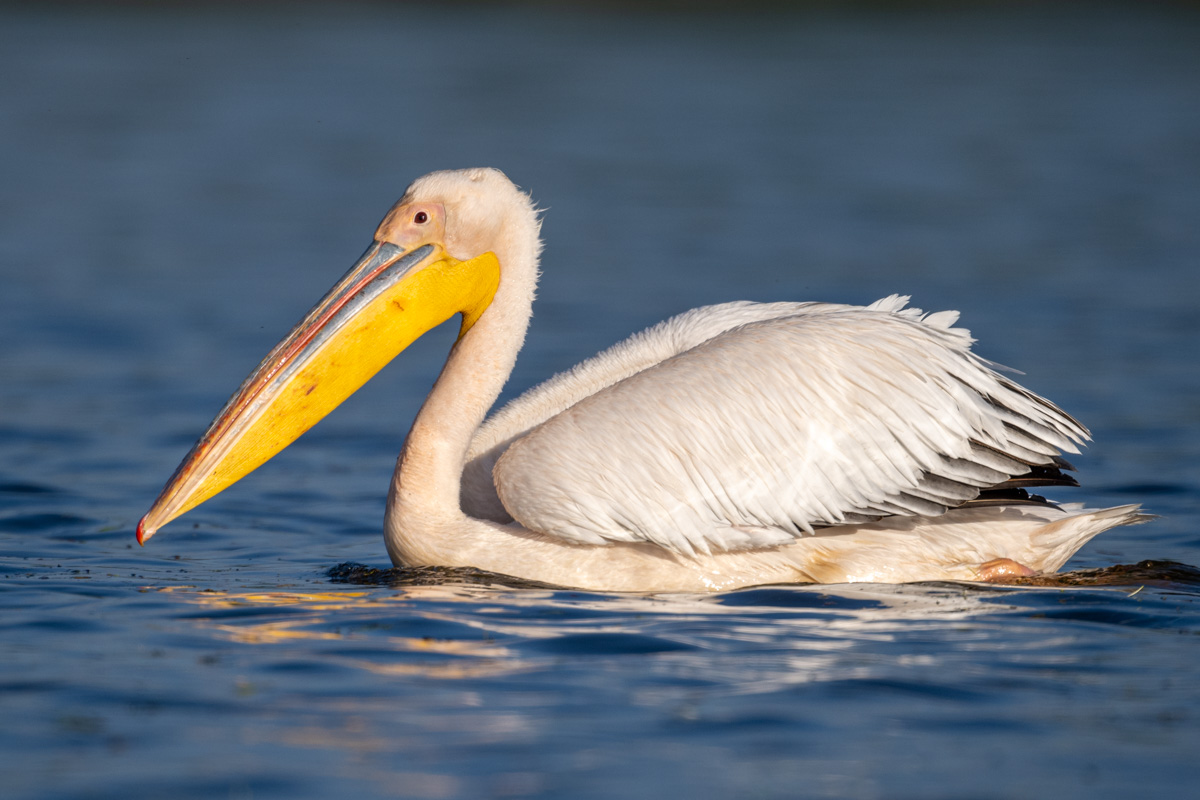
xmin=977 ymin=558 xmax=1037 ymax=582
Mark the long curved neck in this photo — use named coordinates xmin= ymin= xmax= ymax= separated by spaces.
xmin=387 ymin=213 xmax=540 ymax=543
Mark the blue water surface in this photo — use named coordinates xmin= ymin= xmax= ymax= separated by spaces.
xmin=2 ymin=4 xmax=1199 ymax=798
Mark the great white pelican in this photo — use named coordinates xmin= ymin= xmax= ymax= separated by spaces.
xmin=138 ymin=168 xmax=1147 ymax=592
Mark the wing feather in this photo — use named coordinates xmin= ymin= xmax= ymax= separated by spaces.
xmin=492 ymin=300 xmax=1088 ymax=555
xmin=461 ymin=300 xmax=844 ymax=521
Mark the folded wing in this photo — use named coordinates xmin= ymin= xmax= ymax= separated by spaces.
xmin=491 ymin=298 xmax=1089 ymax=555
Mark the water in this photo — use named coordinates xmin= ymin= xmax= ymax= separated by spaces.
xmin=3 ymin=4 xmax=1199 ymax=798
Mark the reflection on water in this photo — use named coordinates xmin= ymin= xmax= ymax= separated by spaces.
xmin=153 ymin=562 xmax=1200 ymax=698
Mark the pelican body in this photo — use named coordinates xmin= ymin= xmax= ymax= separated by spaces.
xmin=138 ymin=169 xmax=1146 ymax=592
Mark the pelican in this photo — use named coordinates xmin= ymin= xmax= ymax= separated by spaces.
xmin=138 ymin=168 xmax=1147 ymax=592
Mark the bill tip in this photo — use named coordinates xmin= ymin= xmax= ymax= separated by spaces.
xmin=136 ymin=516 xmax=152 ymax=545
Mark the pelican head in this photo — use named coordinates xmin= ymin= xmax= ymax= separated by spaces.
xmin=137 ymin=168 xmax=536 ymax=543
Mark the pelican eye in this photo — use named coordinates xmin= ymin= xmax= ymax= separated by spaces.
xmin=413 ymin=211 xmax=429 ymax=224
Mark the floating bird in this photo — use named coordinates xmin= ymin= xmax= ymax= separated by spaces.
xmin=138 ymin=168 xmax=1147 ymax=591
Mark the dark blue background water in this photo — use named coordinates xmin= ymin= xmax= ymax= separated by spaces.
xmin=2 ymin=4 xmax=1199 ymax=798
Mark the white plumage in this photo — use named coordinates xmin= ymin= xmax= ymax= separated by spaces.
xmin=384 ymin=169 xmax=1142 ymax=591
xmin=475 ymin=297 xmax=1085 ymax=557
